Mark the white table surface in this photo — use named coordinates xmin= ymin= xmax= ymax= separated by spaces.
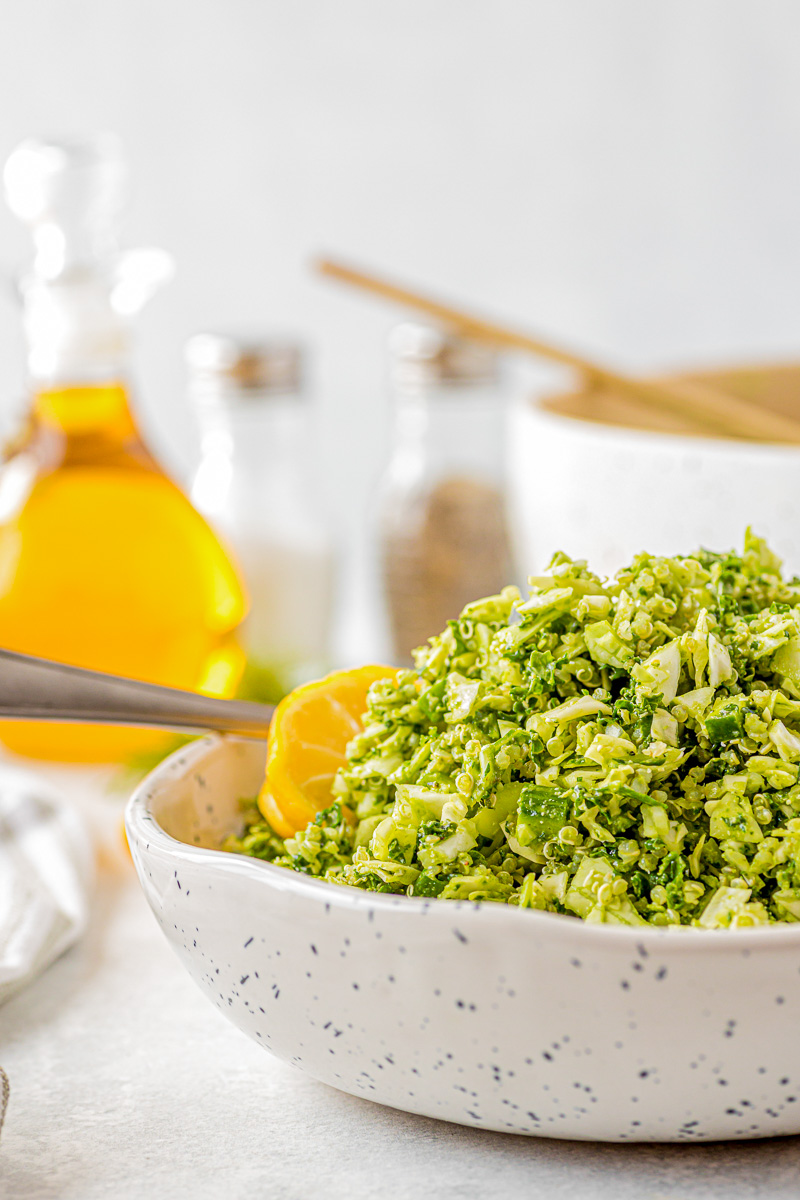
xmin=3 ymin=766 xmax=800 ymax=1200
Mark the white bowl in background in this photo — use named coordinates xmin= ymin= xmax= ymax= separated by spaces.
xmin=127 ymin=734 xmax=800 ymax=1143
xmin=507 ymin=393 xmax=800 ymax=578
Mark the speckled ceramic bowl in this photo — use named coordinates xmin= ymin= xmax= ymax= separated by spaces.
xmin=126 ymin=734 xmax=800 ymax=1143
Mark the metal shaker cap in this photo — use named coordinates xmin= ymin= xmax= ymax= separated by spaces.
xmin=185 ymin=334 xmax=304 ymax=396
xmin=389 ymin=323 xmax=498 ymax=389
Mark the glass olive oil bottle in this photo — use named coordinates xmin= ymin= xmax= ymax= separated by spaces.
xmin=0 ymin=137 xmax=246 ymax=760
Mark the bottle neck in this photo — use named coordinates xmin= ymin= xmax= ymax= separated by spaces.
xmin=194 ymin=391 xmax=306 ymax=467
xmin=191 ymin=389 xmax=315 ymax=526
xmin=32 ymin=379 xmax=139 ymax=442
xmin=390 ymin=380 xmax=506 ymax=482
xmin=18 ymin=268 xmax=140 ymax=441
xmin=20 ymin=270 xmax=131 ymax=384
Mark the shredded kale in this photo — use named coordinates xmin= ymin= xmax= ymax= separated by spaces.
xmin=225 ymin=529 xmax=800 ymax=928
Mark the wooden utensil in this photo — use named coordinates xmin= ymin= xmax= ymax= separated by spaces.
xmin=316 ymin=257 xmax=800 ymax=445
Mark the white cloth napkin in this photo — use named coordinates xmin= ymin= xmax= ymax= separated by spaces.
xmin=0 ymin=765 xmax=93 ymax=1005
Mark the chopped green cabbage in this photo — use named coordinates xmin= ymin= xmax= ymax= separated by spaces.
xmin=226 ymin=529 xmax=800 ymax=929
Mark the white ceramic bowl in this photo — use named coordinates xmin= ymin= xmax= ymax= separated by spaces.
xmin=507 ymin=397 xmax=800 ymax=578
xmin=127 ymin=734 xmax=800 ymax=1143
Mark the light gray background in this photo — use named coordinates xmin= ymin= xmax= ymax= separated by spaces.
xmin=0 ymin=0 xmax=798 ymax=654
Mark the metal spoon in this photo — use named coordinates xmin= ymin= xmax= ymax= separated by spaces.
xmin=0 ymin=648 xmax=274 ymax=738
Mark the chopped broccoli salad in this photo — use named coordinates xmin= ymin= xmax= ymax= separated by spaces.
xmin=227 ymin=532 xmax=800 ymax=929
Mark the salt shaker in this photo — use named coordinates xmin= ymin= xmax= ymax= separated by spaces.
xmin=187 ymin=334 xmax=334 ymax=693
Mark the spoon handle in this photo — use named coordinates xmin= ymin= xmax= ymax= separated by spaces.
xmin=0 ymin=648 xmax=274 ymax=737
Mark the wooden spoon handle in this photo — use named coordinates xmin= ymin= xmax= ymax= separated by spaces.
xmin=316 ymin=257 xmax=800 ymax=445
xmin=628 ymin=374 xmax=800 ymax=444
